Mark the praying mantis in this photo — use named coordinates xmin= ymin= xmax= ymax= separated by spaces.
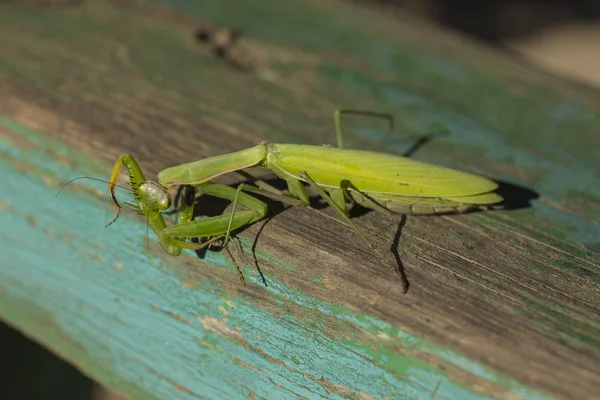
xmin=107 ymin=110 xmax=503 ymax=286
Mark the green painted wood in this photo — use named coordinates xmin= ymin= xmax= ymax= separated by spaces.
xmin=0 ymin=1 xmax=599 ymax=399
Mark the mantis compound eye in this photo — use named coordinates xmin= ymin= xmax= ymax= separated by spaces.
xmin=139 ymin=181 xmax=171 ymax=211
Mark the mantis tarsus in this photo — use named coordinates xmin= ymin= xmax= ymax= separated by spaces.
xmin=107 ymin=110 xmax=503 ymax=289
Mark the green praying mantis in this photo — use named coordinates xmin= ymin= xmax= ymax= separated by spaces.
xmin=107 ymin=110 xmax=503 ymax=287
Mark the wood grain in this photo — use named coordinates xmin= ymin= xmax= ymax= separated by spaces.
xmin=1 ymin=1 xmax=599 ymax=399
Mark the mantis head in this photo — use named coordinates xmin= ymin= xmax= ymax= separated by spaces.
xmin=60 ymin=154 xmax=188 ymax=257
xmin=106 ymin=154 xmax=174 ymax=227
xmin=137 ymin=181 xmax=171 ymax=212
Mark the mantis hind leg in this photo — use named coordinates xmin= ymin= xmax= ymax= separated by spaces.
xmin=333 ymin=109 xmax=394 ymax=149
xmin=299 ymin=170 xmax=407 ymax=292
xmin=298 ymin=171 xmax=372 ymax=249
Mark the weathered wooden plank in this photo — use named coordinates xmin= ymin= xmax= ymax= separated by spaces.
xmin=0 ymin=1 xmax=599 ymax=399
